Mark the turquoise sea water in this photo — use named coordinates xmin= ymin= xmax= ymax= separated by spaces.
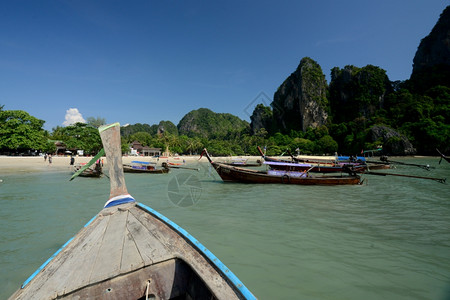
xmin=0 ymin=158 xmax=449 ymax=299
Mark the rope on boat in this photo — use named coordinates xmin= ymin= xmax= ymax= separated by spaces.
xmin=145 ymin=280 xmax=150 ymax=300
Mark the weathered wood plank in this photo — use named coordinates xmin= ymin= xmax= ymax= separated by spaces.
xmin=89 ymin=207 xmax=129 ymax=284
xmin=132 ymin=205 xmax=243 ymax=300
xmin=13 ymin=214 xmax=110 ymax=299
xmin=52 ymin=213 xmax=110 ymax=295
xmin=126 ymin=208 xmax=173 ymax=265
xmin=120 ymin=209 xmax=145 ymax=273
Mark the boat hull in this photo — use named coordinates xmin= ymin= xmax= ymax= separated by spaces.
xmin=9 ymin=202 xmax=252 ymax=299
xmin=213 ymin=162 xmax=361 ymax=185
xmin=73 ymin=166 xmax=102 ymax=177
xmin=123 ymin=165 xmax=169 ymax=173
xmin=264 ymin=161 xmax=366 ymax=173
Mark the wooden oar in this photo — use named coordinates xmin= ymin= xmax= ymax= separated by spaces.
xmin=166 ymin=165 xmax=200 ymax=171
xmin=364 ymin=171 xmax=446 ymax=183
xmin=380 ymin=157 xmax=434 ymax=170
xmin=365 ymin=160 xmax=391 ymax=165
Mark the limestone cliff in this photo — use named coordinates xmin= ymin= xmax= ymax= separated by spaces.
xmin=410 ymin=6 xmax=450 ymax=92
xmin=412 ymin=6 xmax=450 ymax=74
xmin=272 ymin=57 xmax=328 ymax=133
xmin=250 ymin=104 xmax=273 ymax=135
xmin=329 ymin=65 xmax=391 ymax=124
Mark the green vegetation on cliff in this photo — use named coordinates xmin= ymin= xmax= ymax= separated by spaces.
xmin=177 ymin=108 xmax=249 ymax=139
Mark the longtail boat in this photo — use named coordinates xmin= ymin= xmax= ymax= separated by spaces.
xmin=257 ymin=146 xmax=292 ymax=163
xmin=259 ymin=146 xmax=390 ymax=172
xmin=9 ymin=123 xmax=256 ymax=300
xmin=123 ymin=160 xmax=170 ymax=174
xmin=73 ymin=162 xmax=102 ymax=177
xmin=201 ymin=149 xmax=362 ymax=185
xmin=221 ymin=159 xmax=262 ymax=167
xmin=258 ymin=147 xmax=366 ymax=173
xmin=264 ymin=160 xmax=367 ymax=174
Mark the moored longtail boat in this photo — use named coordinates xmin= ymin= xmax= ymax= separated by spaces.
xmin=123 ymin=160 xmax=170 ymax=174
xmin=73 ymin=162 xmax=103 ymax=177
xmin=9 ymin=123 xmax=256 ymax=300
xmin=258 ymin=147 xmax=366 ymax=173
xmin=201 ymin=149 xmax=362 ymax=185
xmin=257 ymin=146 xmax=292 ymax=163
xmin=264 ymin=160 xmax=367 ymax=174
xmin=221 ymin=159 xmax=262 ymax=167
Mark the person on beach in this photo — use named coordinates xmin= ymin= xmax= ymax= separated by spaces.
xmin=48 ymin=154 xmax=52 ymax=165
xmin=70 ymin=156 xmax=75 ymax=166
xmin=44 ymin=153 xmax=48 ymax=162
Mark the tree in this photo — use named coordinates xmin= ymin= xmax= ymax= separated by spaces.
xmin=129 ymin=132 xmax=152 ymax=146
xmin=0 ymin=110 xmax=47 ymax=152
xmin=316 ymin=135 xmax=338 ymax=154
xmin=51 ymin=123 xmax=102 ymax=154
xmin=86 ymin=116 xmax=106 ymax=128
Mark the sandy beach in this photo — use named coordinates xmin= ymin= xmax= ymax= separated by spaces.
xmin=0 ymin=154 xmax=264 ymax=173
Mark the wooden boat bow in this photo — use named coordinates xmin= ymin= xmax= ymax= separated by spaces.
xmin=9 ymin=124 xmax=256 ymax=300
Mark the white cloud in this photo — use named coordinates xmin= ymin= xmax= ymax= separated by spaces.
xmin=63 ymin=108 xmax=86 ymax=126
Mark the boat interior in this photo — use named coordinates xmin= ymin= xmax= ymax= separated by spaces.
xmin=67 ymin=258 xmax=218 ymax=300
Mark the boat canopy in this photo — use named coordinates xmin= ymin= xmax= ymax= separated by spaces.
xmin=131 ymin=161 xmax=155 ymax=165
xmin=337 ymin=156 xmax=366 ymax=162
xmin=263 ymin=161 xmax=311 ymax=167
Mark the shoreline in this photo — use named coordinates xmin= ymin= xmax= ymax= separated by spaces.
xmin=0 ymin=154 xmax=439 ymax=174
xmin=0 ymin=155 xmax=263 ymax=174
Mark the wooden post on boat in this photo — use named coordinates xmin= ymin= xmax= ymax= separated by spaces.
xmin=199 ymin=148 xmax=213 ymax=163
xmin=437 ymin=148 xmax=450 ymax=164
xmin=99 ymin=123 xmax=129 ymax=199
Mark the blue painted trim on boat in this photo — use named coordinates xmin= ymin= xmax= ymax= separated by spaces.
xmin=136 ymin=202 xmax=256 ymax=300
xmin=131 ymin=161 xmax=155 ymax=164
xmin=21 ymin=237 xmax=74 ymax=288
xmin=337 ymin=155 xmax=366 ymax=161
xmin=104 ymin=197 xmax=135 ymax=208
xmin=84 ymin=215 xmax=97 ymax=227
xmin=21 ymin=215 xmax=98 ymax=289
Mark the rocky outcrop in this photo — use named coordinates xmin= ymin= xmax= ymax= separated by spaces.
xmin=272 ymin=57 xmax=328 ymax=133
xmin=412 ymin=6 xmax=450 ymax=74
xmin=329 ymin=65 xmax=391 ymax=124
xmin=177 ymin=108 xmax=249 ymax=139
xmin=368 ymin=126 xmax=416 ymax=155
xmin=157 ymin=120 xmax=178 ymax=136
xmin=250 ymin=104 xmax=273 ymax=135
xmin=410 ymin=6 xmax=450 ymax=92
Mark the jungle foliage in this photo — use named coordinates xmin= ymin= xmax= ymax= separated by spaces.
xmin=51 ymin=123 xmax=103 ymax=155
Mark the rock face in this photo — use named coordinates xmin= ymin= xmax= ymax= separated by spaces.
xmin=329 ymin=65 xmax=391 ymax=124
xmin=157 ymin=120 xmax=178 ymax=136
xmin=250 ymin=104 xmax=273 ymax=135
xmin=410 ymin=6 xmax=450 ymax=92
xmin=272 ymin=57 xmax=328 ymax=132
xmin=412 ymin=6 xmax=450 ymax=74
xmin=368 ymin=126 xmax=416 ymax=155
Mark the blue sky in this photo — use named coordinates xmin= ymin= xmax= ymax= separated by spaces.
xmin=0 ymin=1 xmax=448 ymax=131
